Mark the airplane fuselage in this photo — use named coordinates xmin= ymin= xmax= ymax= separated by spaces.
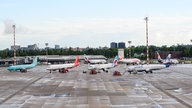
xmin=88 ymin=59 xmax=106 ymax=64
xmin=127 ymin=64 xmax=168 ymax=73
xmin=47 ymin=63 xmax=77 ymax=70
xmin=7 ymin=64 xmax=36 ymax=71
xmin=88 ymin=63 xmax=116 ymax=72
xmin=119 ymin=58 xmax=141 ymax=64
xmin=46 ymin=56 xmax=79 ymax=73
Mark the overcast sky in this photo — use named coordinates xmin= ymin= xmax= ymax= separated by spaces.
xmin=0 ymin=0 xmax=192 ymax=50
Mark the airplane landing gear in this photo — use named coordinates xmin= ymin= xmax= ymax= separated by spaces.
xmin=59 ymin=68 xmax=68 ymax=73
xmin=113 ymin=71 xmax=121 ymax=76
xmin=90 ymin=70 xmax=97 ymax=74
xmin=83 ymin=70 xmax=87 ymax=73
xmin=20 ymin=69 xmax=27 ymax=73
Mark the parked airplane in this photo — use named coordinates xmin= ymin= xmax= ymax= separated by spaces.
xmin=156 ymin=51 xmax=178 ymax=64
xmin=126 ymin=63 xmax=170 ymax=74
xmin=84 ymin=54 xmax=106 ymax=64
xmin=126 ymin=53 xmax=171 ymax=74
xmin=88 ymin=55 xmax=118 ymax=72
xmin=47 ymin=56 xmax=79 ymax=73
xmin=7 ymin=56 xmax=38 ymax=72
xmin=118 ymin=55 xmax=141 ymax=65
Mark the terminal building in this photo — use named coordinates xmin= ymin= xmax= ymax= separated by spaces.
xmin=0 ymin=57 xmax=32 ymax=66
xmin=39 ymin=55 xmax=107 ymax=64
xmin=0 ymin=55 xmax=107 ymax=66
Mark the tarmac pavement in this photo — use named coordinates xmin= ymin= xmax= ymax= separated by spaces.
xmin=0 ymin=64 xmax=192 ymax=108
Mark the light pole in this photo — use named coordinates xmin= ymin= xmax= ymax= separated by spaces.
xmin=190 ymin=39 xmax=192 ymax=56
xmin=13 ymin=25 xmax=16 ymax=65
xmin=45 ymin=43 xmax=48 ymax=64
xmin=128 ymin=41 xmax=132 ymax=58
xmin=144 ymin=17 xmax=149 ymax=65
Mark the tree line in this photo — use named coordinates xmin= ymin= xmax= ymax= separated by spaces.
xmin=0 ymin=44 xmax=192 ymax=59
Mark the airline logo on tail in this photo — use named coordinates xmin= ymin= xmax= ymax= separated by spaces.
xmin=84 ymin=54 xmax=90 ymax=63
xmin=112 ymin=56 xmax=119 ymax=67
xmin=119 ymin=55 xmax=123 ymax=60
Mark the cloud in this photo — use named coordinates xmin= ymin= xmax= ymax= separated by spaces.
xmin=3 ymin=19 xmax=15 ymax=34
xmin=1 ymin=16 xmax=192 ymax=49
xmin=18 ymin=16 xmax=192 ymax=47
xmin=37 ymin=16 xmax=192 ymax=37
xmin=63 ymin=18 xmax=143 ymax=34
xmin=2 ymin=19 xmax=38 ymax=35
xmin=30 ymin=18 xmax=144 ymax=38
xmin=148 ymin=16 xmax=192 ymax=46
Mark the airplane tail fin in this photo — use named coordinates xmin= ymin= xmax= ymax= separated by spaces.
xmin=32 ymin=56 xmax=38 ymax=66
xmin=156 ymin=51 xmax=163 ymax=63
xmin=119 ymin=55 xmax=123 ymax=60
xmin=163 ymin=53 xmax=172 ymax=67
xmin=74 ymin=56 xmax=79 ymax=66
xmin=112 ymin=56 xmax=119 ymax=67
xmin=165 ymin=53 xmax=172 ymax=63
xmin=84 ymin=54 xmax=90 ymax=63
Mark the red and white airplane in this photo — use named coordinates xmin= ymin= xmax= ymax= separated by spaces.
xmin=47 ymin=56 xmax=79 ymax=73
xmin=84 ymin=54 xmax=106 ymax=64
xmin=118 ymin=55 xmax=141 ymax=65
